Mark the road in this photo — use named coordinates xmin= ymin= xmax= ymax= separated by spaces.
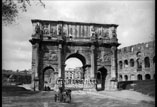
xmin=2 ymin=90 xmax=155 ymax=107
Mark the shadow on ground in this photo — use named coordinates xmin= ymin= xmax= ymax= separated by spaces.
xmin=2 ymin=85 xmax=39 ymax=96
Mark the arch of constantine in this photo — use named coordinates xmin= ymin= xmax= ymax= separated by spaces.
xmin=29 ymin=19 xmax=120 ymax=91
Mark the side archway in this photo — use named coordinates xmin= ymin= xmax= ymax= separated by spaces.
xmin=42 ymin=66 xmax=55 ymax=90
xmin=96 ymin=66 xmax=107 ymax=91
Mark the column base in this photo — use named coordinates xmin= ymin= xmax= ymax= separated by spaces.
xmin=33 ymin=81 xmax=39 ymax=91
xmin=32 ymin=77 xmax=40 ymax=91
xmin=83 ymin=79 xmax=96 ymax=92
xmin=109 ymin=80 xmax=118 ymax=90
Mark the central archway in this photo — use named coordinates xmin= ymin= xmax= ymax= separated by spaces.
xmin=66 ymin=53 xmax=86 ymax=66
xmin=64 ymin=53 xmax=86 ymax=89
xmin=96 ymin=67 xmax=107 ymax=91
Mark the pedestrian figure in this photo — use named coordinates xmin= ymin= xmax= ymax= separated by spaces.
xmin=54 ymin=87 xmax=72 ymax=103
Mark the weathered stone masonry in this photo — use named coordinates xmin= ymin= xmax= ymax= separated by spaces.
xmin=117 ymin=41 xmax=155 ymax=81
xmin=29 ymin=19 xmax=120 ymax=91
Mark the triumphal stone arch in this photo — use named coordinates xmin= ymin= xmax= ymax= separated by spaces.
xmin=29 ymin=19 xmax=120 ymax=91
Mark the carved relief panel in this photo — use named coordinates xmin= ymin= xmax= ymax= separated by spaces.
xmin=43 ymin=51 xmax=58 ymax=61
xmin=97 ymin=49 xmax=111 ymax=64
xmin=89 ymin=26 xmax=111 ymax=40
xmin=102 ymin=27 xmax=109 ymax=39
xmin=103 ymin=52 xmax=111 ymax=62
xmin=48 ymin=51 xmax=58 ymax=61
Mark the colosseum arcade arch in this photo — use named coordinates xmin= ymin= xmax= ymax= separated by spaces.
xmin=29 ymin=19 xmax=120 ymax=91
xmin=145 ymin=74 xmax=151 ymax=80
xmin=137 ymin=74 xmax=143 ymax=80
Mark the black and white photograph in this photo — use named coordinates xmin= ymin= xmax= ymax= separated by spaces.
xmin=2 ymin=0 xmax=155 ymax=107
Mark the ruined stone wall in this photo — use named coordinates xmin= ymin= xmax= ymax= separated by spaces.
xmin=117 ymin=41 xmax=155 ymax=81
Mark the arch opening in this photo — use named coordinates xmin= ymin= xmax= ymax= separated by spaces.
xmin=145 ymin=74 xmax=151 ymax=80
xmin=124 ymin=75 xmax=128 ymax=81
xmin=119 ymin=61 xmax=123 ymax=69
xmin=96 ymin=67 xmax=107 ymax=91
xmin=119 ymin=74 xmax=123 ymax=81
xmin=66 ymin=53 xmax=86 ymax=66
xmin=65 ymin=58 xmax=83 ymax=70
xmin=137 ymin=58 xmax=142 ymax=71
xmin=144 ymin=57 xmax=150 ymax=68
xmin=65 ymin=53 xmax=85 ymax=79
xmin=43 ymin=66 xmax=55 ymax=91
xmin=137 ymin=74 xmax=143 ymax=80
xmin=124 ymin=60 xmax=128 ymax=67
xmin=130 ymin=59 xmax=134 ymax=67
xmin=64 ymin=53 xmax=85 ymax=88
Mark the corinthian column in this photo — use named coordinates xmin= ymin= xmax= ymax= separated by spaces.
xmin=110 ymin=46 xmax=118 ymax=90
xmin=32 ymin=43 xmax=39 ymax=91
xmin=111 ymin=46 xmax=116 ymax=79
xmin=91 ymin=44 xmax=96 ymax=78
xmin=57 ymin=43 xmax=65 ymax=89
xmin=58 ymin=44 xmax=62 ymax=78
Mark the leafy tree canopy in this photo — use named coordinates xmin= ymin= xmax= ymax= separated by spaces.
xmin=2 ymin=0 xmax=45 ymax=26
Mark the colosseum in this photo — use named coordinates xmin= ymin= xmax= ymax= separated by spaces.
xmin=117 ymin=41 xmax=155 ymax=82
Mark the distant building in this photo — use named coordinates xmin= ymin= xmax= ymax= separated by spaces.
xmin=65 ymin=67 xmax=83 ymax=80
xmin=117 ymin=41 xmax=155 ymax=81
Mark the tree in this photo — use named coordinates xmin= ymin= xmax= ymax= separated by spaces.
xmin=2 ymin=0 xmax=45 ymax=26
xmin=16 ymin=69 xmax=19 ymax=72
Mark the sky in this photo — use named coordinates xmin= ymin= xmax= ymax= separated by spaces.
xmin=65 ymin=58 xmax=83 ymax=70
xmin=2 ymin=0 xmax=155 ymax=71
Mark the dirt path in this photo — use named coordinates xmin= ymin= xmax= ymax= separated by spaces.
xmin=72 ymin=90 xmax=155 ymax=107
xmin=2 ymin=90 xmax=155 ymax=107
